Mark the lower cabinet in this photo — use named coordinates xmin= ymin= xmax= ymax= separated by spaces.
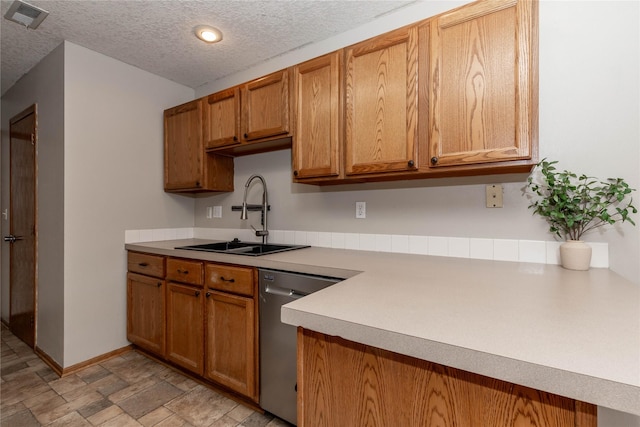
xmin=127 ymin=272 xmax=165 ymax=355
xmin=297 ymin=328 xmax=597 ymax=427
xmin=126 ymin=252 xmax=259 ymax=404
xmin=205 ymin=290 xmax=257 ymax=401
xmin=166 ymin=282 xmax=204 ymax=375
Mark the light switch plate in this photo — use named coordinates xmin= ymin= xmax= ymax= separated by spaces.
xmin=213 ymin=206 xmax=222 ymax=218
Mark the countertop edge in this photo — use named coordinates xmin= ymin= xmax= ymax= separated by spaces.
xmin=281 ymin=306 xmax=640 ymax=416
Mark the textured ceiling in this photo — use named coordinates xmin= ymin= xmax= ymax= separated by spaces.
xmin=0 ymin=0 xmax=417 ymax=95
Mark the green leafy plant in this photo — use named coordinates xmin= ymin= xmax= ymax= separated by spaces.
xmin=525 ymin=159 xmax=637 ymax=241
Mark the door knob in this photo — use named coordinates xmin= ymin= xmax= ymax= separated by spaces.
xmin=3 ymin=235 xmax=23 ymax=243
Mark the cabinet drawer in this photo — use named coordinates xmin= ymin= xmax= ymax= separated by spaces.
xmin=167 ymin=258 xmax=204 ymax=286
xmin=128 ymin=252 xmax=165 ymax=278
xmin=206 ymin=264 xmax=254 ymax=297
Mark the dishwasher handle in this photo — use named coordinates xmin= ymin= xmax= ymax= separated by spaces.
xmin=264 ymin=285 xmax=309 ymax=299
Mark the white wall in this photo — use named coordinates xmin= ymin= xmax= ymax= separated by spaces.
xmin=1 ymin=43 xmax=66 ymax=363
xmin=62 ymin=42 xmax=195 ymax=366
xmin=193 ymin=2 xmax=640 ymax=425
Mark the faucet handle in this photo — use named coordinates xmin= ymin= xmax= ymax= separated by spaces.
xmin=250 ymin=224 xmax=269 ymax=237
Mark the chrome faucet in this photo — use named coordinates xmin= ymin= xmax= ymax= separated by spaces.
xmin=240 ymin=174 xmax=269 ymax=244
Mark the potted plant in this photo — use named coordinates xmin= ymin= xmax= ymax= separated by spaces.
xmin=525 ymin=159 xmax=637 ymax=270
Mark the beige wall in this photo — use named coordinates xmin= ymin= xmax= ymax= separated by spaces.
xmin=62 ymin=42 xmax=195 ymax=366
xmin=1 ymin=43 xmax=66 ymax=363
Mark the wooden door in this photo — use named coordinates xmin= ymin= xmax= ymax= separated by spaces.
xmin=345 ymin=26 xmax=419 ymax=176
xmin=166 ymin=282 xmax=204 ymax=375
xmin=127 ymin=273 xmax=165 ymax=356
xmin=205 ymin=290 xmax=257 ymax=401
xmin=164 ymin=99 xmax=204 ymax=190
xmin=242 ymin=69 xmax=290 ymax=141
xmin=7 ymin=105 xmax=37 ymax=348
xmin=427 ymin=0 xmax=537 ymax=168
xmin=292 ymin=51 xmax=343 ymax=180
xmin=204 ymin=87 xmax=241 ymax=149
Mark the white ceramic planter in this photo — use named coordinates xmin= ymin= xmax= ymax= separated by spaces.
xmin=559 ymin=240 xmax=592 ymax=271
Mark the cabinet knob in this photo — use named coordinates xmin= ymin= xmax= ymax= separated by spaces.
xmin=195 ymin=290 xmax=200 ymax=297
xmin=244 ymin=133 xmax=248 ymax=138
xmin=157 ymin=282 xmax=162 ymax=287
xmin=206 ymin=292 xmax=211 ymax=298
xmin=408 ymin=160 xmax=415 ymax=168
xmin=430 ymin=157 xmax=438 ymax=165
xmin=293 ymin=170 xmax=299 ymax=177
xmin=195 ymin=181 xmax=201 ymax=187
xmin=233 ymin=136 xmax=238 ymax=142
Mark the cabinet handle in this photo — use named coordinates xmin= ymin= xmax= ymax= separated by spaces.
xmin=293 ymin=170 xmax=299 ymax=177
xmin=220 ymin=276 xmax=235 ymax=283
xmin=408 ymin=160 xmax=415 ymax=168
xmin=195 ymin=290 xmax=200 ymax=297
xmin=138 ymin=262 xmax=149 ymax=267
xmin=177 ymin=269 xmax=189 ymax=274
xmin=430 ymin=157 xmax=438 ymax=165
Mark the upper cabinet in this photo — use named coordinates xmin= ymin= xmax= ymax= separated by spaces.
xmin=424 ymin=0 xmax=538 ymax=170
xmin=206 ymin=69 xmax=293 ymax=157
xmin=164 ymin=0 xmax=538 ymax=191
xmin=242 ymin=69 xmax=290 ymax=141
xmin=204 ymin=87 xmax=241 ymax=150
xmin=345 ymin=26 xmax=419 ymax=177
xmin=164 ymin=99 xmax=234 ymax=193
xmin=292 ymin=51 xmax=343 ymax=181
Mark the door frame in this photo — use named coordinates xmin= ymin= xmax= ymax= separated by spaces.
xmin=8 ymin=104 xmax=38 ymax=348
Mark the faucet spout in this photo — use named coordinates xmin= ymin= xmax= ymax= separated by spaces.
xmin=240 ymin=174 xmax=269 ymax=244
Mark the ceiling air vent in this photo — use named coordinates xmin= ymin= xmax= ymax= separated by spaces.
xmin=4 ymin=0 xmax=49 ymax=29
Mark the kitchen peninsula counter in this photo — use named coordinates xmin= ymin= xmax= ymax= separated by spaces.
xmin=126 ymin=239 xmax=640 ymax=416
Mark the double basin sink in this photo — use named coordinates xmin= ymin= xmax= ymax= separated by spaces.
xmin=175 ymin=239 xmax=309 ymax=257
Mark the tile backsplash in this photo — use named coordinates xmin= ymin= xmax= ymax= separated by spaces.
xmin=125 ymin=227 xmax=609 ymax=268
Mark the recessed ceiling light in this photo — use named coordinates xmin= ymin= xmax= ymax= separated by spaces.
xmin=194 ymin=25 xmax=223 ymax=44
xmin=4 ymin=0 xmax=49 ymax=29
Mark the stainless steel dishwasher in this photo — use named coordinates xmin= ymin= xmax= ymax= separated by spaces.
xmin=259 ymin=268 xmax=341 ymax=425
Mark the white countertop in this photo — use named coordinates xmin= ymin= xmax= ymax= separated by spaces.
xmin=126 ymin=239 xmax=640 ymax=415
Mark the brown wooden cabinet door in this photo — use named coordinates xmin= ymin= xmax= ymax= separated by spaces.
xmin=164 ymin=99 xmax=204 ymax=190
xmin=204 ymin=87 xmax=241 ymax=149
xmin=345 ymin=26 xmax=419 ymax=176
xmin=427 ymin=0 xmax=537 ymax=168
xmin=292 ymin=51 xmax=343 ymax=180
xmin=127 ymin=273 xmax=165 ymax=356
xmin=166 ymin=282 xmax=204 ymax=375
xmin=298 ymin=329 xmax=596 ymax=427
xmin=242 ymin=69 xmax=290 ymax=141
xmin=205 ymin=290 xmax=257 ymax=401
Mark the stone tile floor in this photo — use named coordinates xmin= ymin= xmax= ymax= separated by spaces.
xmin=1 ymin=325 xmax=292 ymax=427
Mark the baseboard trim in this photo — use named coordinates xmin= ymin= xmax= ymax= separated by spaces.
xmin=35 ymin=346 xmax=63 ymax=377
xmin=35 ymin=344 xmax=134 ymax=378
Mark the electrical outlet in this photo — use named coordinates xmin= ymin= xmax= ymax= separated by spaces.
xmin=485 ymin=184 xmax=503 ymax=208
xmin=356 ymin=201 xmax=366 ymax=219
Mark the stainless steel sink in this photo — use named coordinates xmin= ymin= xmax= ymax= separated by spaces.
xmin=175 ymin=240 xmax=310 ymax=256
